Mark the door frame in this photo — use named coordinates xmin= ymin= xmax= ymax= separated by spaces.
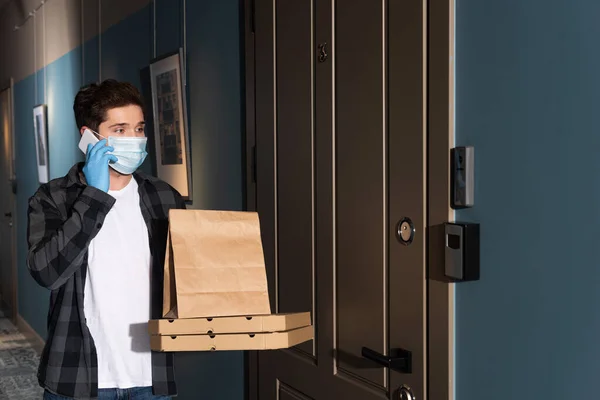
xmin=241 ymin=0 xmax=456 ymax=398
xmin=0 ymin=78 xmax=18 ymax=323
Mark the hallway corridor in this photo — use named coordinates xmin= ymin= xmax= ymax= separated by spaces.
xmin=0 ymin=311 xmax=42 ymax=399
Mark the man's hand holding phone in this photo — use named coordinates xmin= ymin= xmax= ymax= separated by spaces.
xmin=82 ymin=139 xmax=117 ymax=193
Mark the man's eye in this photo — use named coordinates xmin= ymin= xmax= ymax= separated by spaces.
xmin=136 ymin=127 xmax=145 ymax=133
xmin=115 ymin=128 xmax=125 ymax=134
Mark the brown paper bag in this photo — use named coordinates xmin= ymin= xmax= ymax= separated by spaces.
xmin=163 ymin=209 xmax=272 ymax=318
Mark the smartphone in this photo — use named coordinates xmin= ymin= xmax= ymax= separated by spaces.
xmin=78 ymin=128 xmax=99 ymax=155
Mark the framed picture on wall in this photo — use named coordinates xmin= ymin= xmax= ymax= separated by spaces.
xmin=32 ymin=104 xmax=49 ymax=184
xmin=149 ymin=48 xmax=192 ymax=201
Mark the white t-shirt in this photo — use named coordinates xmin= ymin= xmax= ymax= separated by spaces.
xmin=84 ymin=178 xmax=153 ymax=389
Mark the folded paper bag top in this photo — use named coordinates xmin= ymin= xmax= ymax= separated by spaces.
xmin=164 ymin=209 xmax=272 ymax=318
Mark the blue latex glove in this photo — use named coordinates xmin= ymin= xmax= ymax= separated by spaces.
xmin=82 ymin=139 xmax=118 ymax=193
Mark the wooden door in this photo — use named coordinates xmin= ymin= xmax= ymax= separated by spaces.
xmin=248 ymin=0 xmax=426 ymax=398
xmin=0 ymin=85 xmax=16 ymax=320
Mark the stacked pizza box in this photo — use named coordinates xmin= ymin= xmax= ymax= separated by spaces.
xmin=148 ymin=210 xmax=313 ymax=352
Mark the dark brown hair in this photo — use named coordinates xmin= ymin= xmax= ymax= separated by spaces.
xmin=73 ymin=79 xmax=144 ymax=131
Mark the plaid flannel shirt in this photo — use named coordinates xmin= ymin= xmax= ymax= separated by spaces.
xmin=27 ymin=163 xmax=185 ymax=399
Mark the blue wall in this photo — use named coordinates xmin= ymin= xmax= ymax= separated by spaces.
xmin=14 ymin=1 xmax=245 ymax=399
xmin=455 ymin=0 xmax=600 ymax=398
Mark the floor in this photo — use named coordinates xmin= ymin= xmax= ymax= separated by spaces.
xmin=0 ymin=311 xmax=43 ymax=400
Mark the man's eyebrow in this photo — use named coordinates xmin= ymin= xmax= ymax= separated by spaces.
xmin=108 ymin=122 xmax=128 ymax=128
xmin=107 ymin=121 xmax=145 ymax=128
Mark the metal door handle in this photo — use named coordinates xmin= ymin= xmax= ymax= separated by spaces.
xmin=361 ymin=347 xmax=412 ymax=373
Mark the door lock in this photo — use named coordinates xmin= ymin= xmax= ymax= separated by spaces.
xmin=396 ymin=217 xmax=415 ymax=245
xmin=398 ymin=385 xmax=415 ymax=400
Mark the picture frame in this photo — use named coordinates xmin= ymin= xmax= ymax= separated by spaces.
xmin=149 ymin=48 xmax=192 ymax=201
xmin=32 ymin=104 xmax=49 ymax=184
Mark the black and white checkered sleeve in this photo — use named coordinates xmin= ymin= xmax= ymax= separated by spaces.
xmin=26 ymin=185 xmax=116 ymax=290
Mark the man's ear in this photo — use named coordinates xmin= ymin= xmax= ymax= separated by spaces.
xmin=79 ymin=126 xmax=87 ymax=136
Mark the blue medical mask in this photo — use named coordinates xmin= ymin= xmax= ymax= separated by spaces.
xmin=107 ymin=136 xmax=148 ymax=175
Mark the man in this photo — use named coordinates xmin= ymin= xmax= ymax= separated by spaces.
xmin=27 ymin=79 xmax=184 ymax=399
